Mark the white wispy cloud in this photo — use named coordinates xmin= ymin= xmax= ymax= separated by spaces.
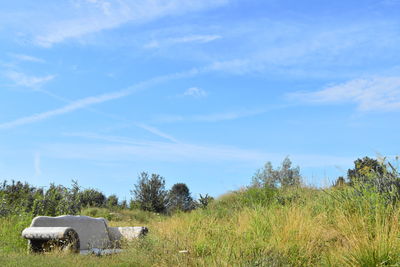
xmin=0 ymin=67 xmax=201 ymax=130
xmin=196 ymin=20 xmax=400 ymax=78
xmin=42 ymin=141 xmax=267 ymax=163
xmin=32 ymin=86 xmax=181 ymax=143
xmin=0 ymin=91 xmax=131 ymax=129
xmin=34 ymin=0 xmax=228 ymax=47
xmin=170 ymin=35 xmax=221 ymax=44
xmin=0 ymin=89 xmax=133 ymax=130
xmin=0 ymin=59 xmax=287 ymax=130
xmin=182 ymin=87 xmax=207 ymax=98
xmin=191 ymin=109 xmax=265 ymax=122
xmin=144 ymin=34 xmax=221 ymax=48
xmin=201 ymin=110 xmax=262 ymax=122
xmin=45 ymin=132 xmax=354 ymax=167
xmin=9 ymin=53 xmax=45 ymax=63
xmin=5 ymin=71 xmax=55 ymax=88
xmin=135 ymin=123 xmax=179 ymax=143
xmin=155 ymin=106 xmax=286 ymax=123
xmin=287 ymin=76 xmax=400 ymax=112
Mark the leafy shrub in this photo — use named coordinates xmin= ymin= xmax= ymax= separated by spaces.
xmin=240 ymin=187 xmax=277 ymax=207
xmin=197 ymin=194 xmax=214 ymax=209
xmin=0 ymin=180 xmax=43 ymax=216
xmin=32 ymin=182 xmax=81 ymax=216
xmin=252 ymin=157 xmax=302 ymax=188
xmin=0 ymin=180 xmax=110 ymax=217
xmin=346 ymin=157 xmax=400 ymax=205
xmin=78 ymin=188 xmax=106 ymax=208
xmin=167 ymin=183 xmax=196 ymax=213
xmin=347 ymin=157 xmax=386 ymax=185
xmin=106 ymin=194 xmax=119 ymax=209
xmin=131 ymin=172 xmax=168 ymax=213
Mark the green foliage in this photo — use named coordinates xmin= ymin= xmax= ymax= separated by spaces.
xmin=3 ymin=172 xmax=400 ymax=266
xmin=252 ymin=157 xmax=302 ymax=188
xmin=129 ymin=199 xmax=140 ymax=210
xmin=240 ymin=186 xmax=277 ymax=207
xmin=334 ymin=176 xmax=346 ymax=187
xmin=120 ymin=200 xmax=128 ymax=209
xmin=345 ymin=157 xmax=400 ymax=205
xmin=0 ymin=214 xmax=32 ymax=253
xmin=0 ymin=180 xmax=111 ymax=217
xmin=106 ymin=194 xmax=119 ymax=209
xmin=32 ymin=182 xmax=81 ymax=216
xmin=209 ymin=187 xmax=277 ymax=219
xmin=197 ymin=193 xmax=214 ymax=209
xmin=167 ymin=183 xmax=195 ymax=213
xmin=3 ymin=157 xmax=400 ymax=266
xmin=78 ymin=188 xmax=106 ymax=208
xmin=80 ymin=207 xmax=121 ymax=221
xmin=347 ymin=156 xmax=386 ymax=185
xmin=131 ymin=172 xmax=168 ymax=213
xmin=0 ymin=180 xmax=43 ymax=216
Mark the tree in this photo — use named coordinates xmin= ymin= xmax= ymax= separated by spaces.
xmin=334 ymin=176 xmax=346 ymax=187
xmin=167 ymin=183 xmax=195 ymax=212
xmin=78 ymin=189 xmax=106 ymax=208
xmin=252 ymin=157 xmax=302 ymax=188
xmin=252 ymin=162 xmax=277 ymax=188
xmin=120 ymin=200 xmax=128 ymax=209
xmin=32 ymin=182 xmax=81 ymax=216
xmin=347 ymin=157 xmax=386 ymax=185
xmin=279 ymin=157 xmax=302 ymax=187
xmin=346 ymin=156 xmax=400 ymax=204
xmin=197 ymin=193 xmax=214 ymax=209
xmin=106 ymin=194 xmax=119 ymax=209
xmin=0 ymin=180 xmax=43 ymax=216
xmin=131 ymin=172 xmax=168 ymax=213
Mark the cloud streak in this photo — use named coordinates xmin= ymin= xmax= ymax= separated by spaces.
xmin=288 ymin=76 xmax=400 ymax=112
xmin=0 ymin=67 xmax=201 ymax=130
xmin=182 ymin=20 xmax=400 ymax=78
xmin=9 ymin=53 xmax=45 ymax=63
xmin=5 ymin=71 xmax=55 ymax=88
xmin=135 ymin=123 xmax=179 ymax=143
xmin=0 ymin=90 xmax=131 ymax=130
xmin=46 ymin=132 xmax=354 ymax=167
xmin=34 ymin=0 xmax=228 ymax=47
xmin=155 ymin=106 xmax=285 ymax=123
xmin=144 ymin=34 xmax=221 ymax=48
xmin=182 ymin=87 xmax=207 ymax=98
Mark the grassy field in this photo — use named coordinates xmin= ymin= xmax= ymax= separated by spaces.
xmin=1 ymin=186 xmax=400 ymax=266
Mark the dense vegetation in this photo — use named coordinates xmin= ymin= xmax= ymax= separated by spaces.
xmin=1 ymin=156 xmax=400 ymax=266
xmin=0 ymin=172 xmax=204 ymax=218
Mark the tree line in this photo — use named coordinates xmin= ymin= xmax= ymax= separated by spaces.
xmin=1 ymin=156 xmax=399 ymax=218
xmin=250 ymin=155 xmax=400 ymax=205
xmin=0 ymin=172 xmax=213 ymax=217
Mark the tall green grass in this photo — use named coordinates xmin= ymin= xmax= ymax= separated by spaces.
xmin=2 ymin=186 xmax=400 ymax=266
xmin=0 ymin=214 xmax=32 ymax=254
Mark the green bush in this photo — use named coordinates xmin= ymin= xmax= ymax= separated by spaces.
xmin=0 ymin=180 xmax=109 ymax=217
xmin=131 ymin=172 xmax=168 ymax=213
xmin=167 ymin=183 xmax=196 ymax=213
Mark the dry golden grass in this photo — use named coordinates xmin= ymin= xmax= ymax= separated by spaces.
xmin=2 ymin=186 xmax=400 ymax=266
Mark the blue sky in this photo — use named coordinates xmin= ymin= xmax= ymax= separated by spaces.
xmin=1 ymin=0 xmax=400 ymax=200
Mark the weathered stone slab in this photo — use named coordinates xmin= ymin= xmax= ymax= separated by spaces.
xmin=22 ymin=227 xmax=75 ymax=240
xmin=23 ymin=215 xmax=149 ymax=254
xmin=108 ymin=227 xmax=148 ymax=242
xmin=30 ymin=215 xmax=111 ymax=250
xmin=22 ymin=226 xmax=80 ymax=253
